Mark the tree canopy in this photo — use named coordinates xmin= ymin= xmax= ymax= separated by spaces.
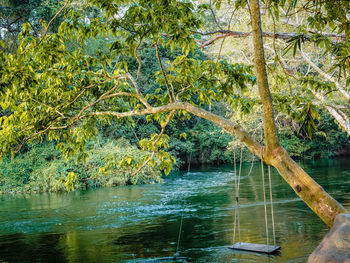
xmin=0 ymin=0 xmax=349 ymax=226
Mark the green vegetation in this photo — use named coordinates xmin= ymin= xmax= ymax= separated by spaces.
xmin=0 ymin=138 xmax=162 ymax=194
xmin=1 ymin=107 xmax=347 ymax=194
xmin=279 ymin=111 xmax=350 ymax=159
xmin=0 ymin=0 xmax=349 ymax=225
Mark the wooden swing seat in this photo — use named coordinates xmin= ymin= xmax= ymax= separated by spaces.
xmin=229 ymin=242 xmax=280 ymax=254
xmin=154 ymin=256 xmax=188 ymax=261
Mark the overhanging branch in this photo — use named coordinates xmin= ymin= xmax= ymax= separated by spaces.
xmin=195 ymin=30 xmax=346 ymax=48
xmin=85 ymin=101 xmax=263 ymax=157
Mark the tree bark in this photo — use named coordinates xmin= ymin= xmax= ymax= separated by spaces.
xmin=249 ymin=0 xmax=347 ymax=227
xmin=250 ymin=0 xmax=279 ymax=153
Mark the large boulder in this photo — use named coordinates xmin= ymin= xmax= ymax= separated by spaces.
xmin=308 ymin=213 xmax=350 ymax=263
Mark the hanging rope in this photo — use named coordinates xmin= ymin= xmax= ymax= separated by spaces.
xmin=238 ymin=148 xmax=243 ymax=242
xmin=268 ymin=165 xmax=276 ymax=246
xmin=233 ymin=149 xmax=238 ymax=244
xmin=176 ymin=208 xmax=184 ymax=255
xmin=232 ymin=146 xmax=278 ymax=250
xmin=261 ymin=155 xmax=269 ymax=247
xmin=238 ymin=148 xmax=243 ymax=195
xmin=233 ymin=147 xmax=243 ymax=244
xmin=247 ymin=154 xmax=255 ymax=177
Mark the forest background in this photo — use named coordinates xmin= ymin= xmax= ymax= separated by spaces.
xmin=0 ymin=0 xmax=349 ymax=194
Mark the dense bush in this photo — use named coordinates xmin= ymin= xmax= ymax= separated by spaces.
xmin=0 ymin=138 xmax=162 ymax=194
xmin=278 ymin=111 xmax=350 ymax=159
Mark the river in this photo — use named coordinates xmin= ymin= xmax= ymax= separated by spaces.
xmin=0 ymin=158 xmax=349 ymax=262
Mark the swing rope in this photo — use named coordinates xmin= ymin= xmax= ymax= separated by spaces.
xmin=247 ymin=154 xmax=255 ymax=177
xmin=232 ymin=148 xmax=243 ymax=244
xmin=233 ymin=150 xmax=238 ymax=244
xmin=232 ymin=147 xmax=277 ymax=249
xmin=238 ymin=148 xmax=243 ymax=242
xmin=176 ymin=208 xmax=184 ymax=255
xmin=268 ymin=165 xmax=276 ymax=246
xmin=261 ymin=156 xmax=269 ymax=247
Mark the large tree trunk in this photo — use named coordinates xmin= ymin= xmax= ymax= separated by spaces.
xmin=248 ymin=0 xmax=347 ymax=227
xmin=167 ymin=102 xmax=347 ymax=227
xmin=268 ymin=146 xmax=347 ymax=227
xmin=178 ymin=102 xmax=347 ymax=227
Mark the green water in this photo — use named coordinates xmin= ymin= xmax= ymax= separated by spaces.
xmin=0 ymin=158 xmax=349 ymax=263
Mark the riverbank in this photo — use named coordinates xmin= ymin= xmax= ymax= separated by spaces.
xmin=0 ymin=138 xmax=162 ymax=195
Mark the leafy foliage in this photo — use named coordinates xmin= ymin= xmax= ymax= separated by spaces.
xmin=0 ymin=0 xmax=349 ymax=196
xmin=0 ymin=138 xmax=162 ymax=194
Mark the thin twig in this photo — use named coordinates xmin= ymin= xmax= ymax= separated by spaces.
xmin=39 ymin=0 xmax=70 ymax=42
xmin=135 ymin=39 xmax=142 ymax=79
xmin=175 ymin=85 xmax=191 ymax=101
xmin=196 ymin=30 xmax=345 ymax=48
xmin=132 ymin=110 xmax=176 ymax=176
xmin=62 ymin=74 xmax=127 ymax=110
xmin=126 ymin=73 xmax=151 ymax=108
xmin=209 ymin=0 xmax=224 ymax=31
xmin=216 ymin=6 xmax=237 ymax=62
xmin=156 ymin=39 xmax=174 ymax=102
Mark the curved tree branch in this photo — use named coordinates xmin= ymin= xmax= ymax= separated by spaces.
xmin=85 ymin=101 xmax=263 ymax=157
xmin=196 ymin=30 xmax=346 ymax=48
xmin=156 ymin=40 xmax=174 ymax=102
xmin=301 ymin=51 xmax=350 ymax=101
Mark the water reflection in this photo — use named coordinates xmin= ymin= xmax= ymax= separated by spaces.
xmin=0 ymin=158 xmax=349 ymax=262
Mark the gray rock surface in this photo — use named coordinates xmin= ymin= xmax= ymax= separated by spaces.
xmin=308 ymin=213 xmax=350 ymax=263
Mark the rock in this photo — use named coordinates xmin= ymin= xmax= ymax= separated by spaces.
xmin=308 ymin=213 xmax=350 ymax=263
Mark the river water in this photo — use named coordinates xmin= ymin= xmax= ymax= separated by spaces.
xmin=0 ymin=158 xmax=349 ymax=263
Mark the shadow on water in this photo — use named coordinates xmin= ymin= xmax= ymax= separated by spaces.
xmin=0 ymin=158 xmax=349 ymax=262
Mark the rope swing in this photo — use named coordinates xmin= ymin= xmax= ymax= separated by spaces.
xmin=230 ymin=147 xmax=280 ymax=254
xmin=232 ymin=148 xmax=243 ymax=245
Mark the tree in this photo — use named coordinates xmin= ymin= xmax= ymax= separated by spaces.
xmin=0 ymin=0 xmax=348 ymax=227
xmin=199 ymin=0 xmax=350 ymax=137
